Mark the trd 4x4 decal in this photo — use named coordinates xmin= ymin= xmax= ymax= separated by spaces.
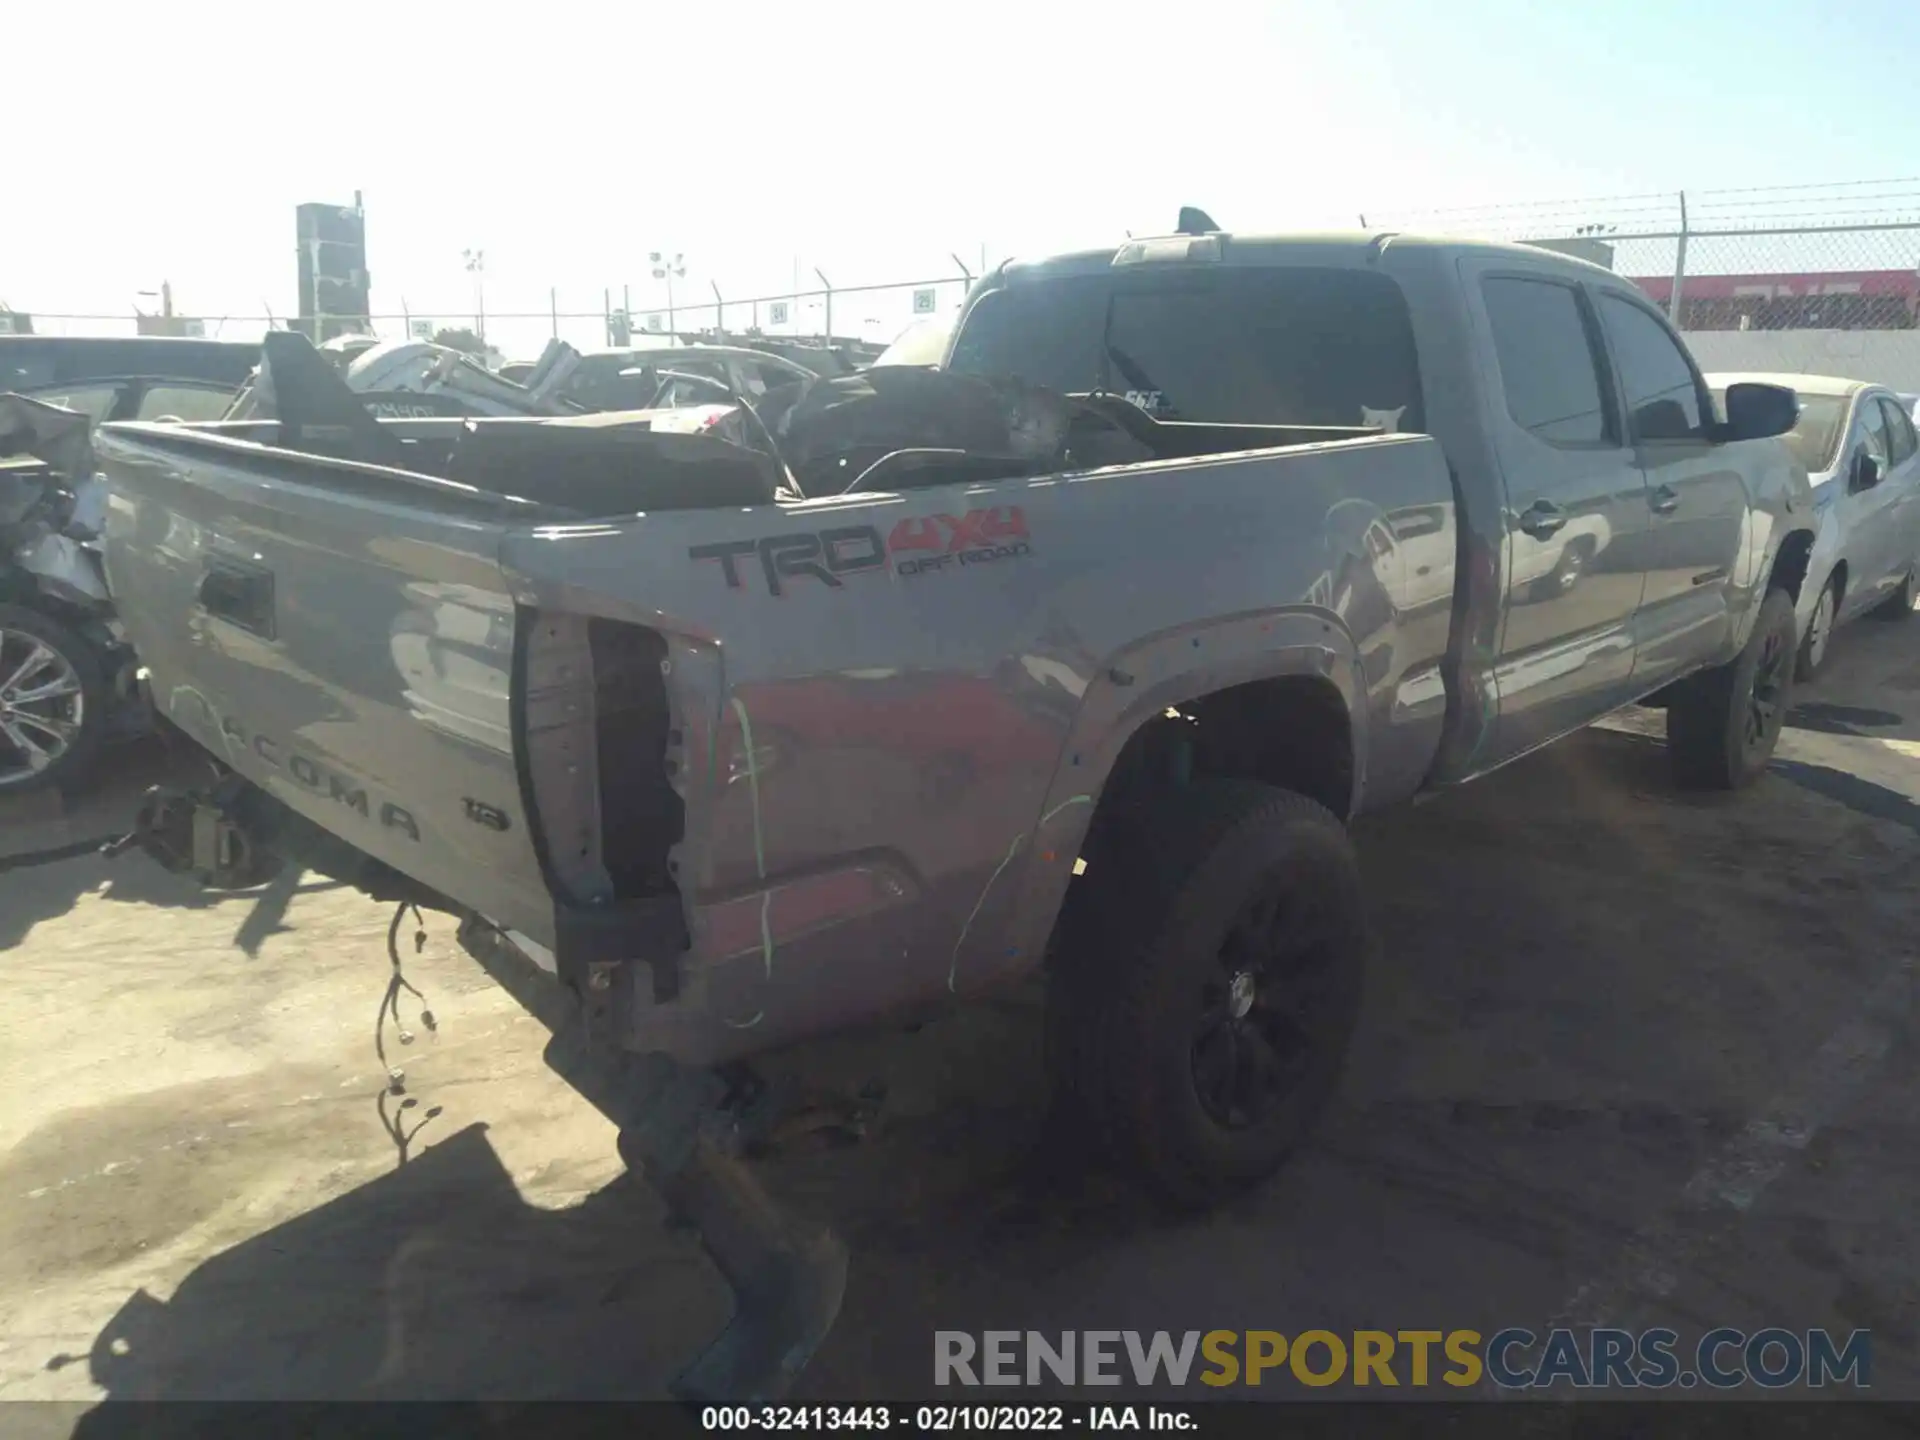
xmin=690 ymin=505 xmax=1031 ymax=596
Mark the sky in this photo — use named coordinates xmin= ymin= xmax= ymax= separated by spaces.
xmin=6 ymin=0 xmax=1918 ymax=357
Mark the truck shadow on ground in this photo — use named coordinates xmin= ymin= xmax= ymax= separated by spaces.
xmin=0 ymin=738 xmax=209 ymax=951
xmin=0 ymin=846 xmax=225 ymax=955
xmin=57 ymin=1124 xmax=724 ymax=1424
xmin=0 ymin=738 xmax=344 ymax=956
xmin=0 ymin=845 xmax=344 ymax=958
xmin=53 ymin=1097 xmax=1162 ymax=1426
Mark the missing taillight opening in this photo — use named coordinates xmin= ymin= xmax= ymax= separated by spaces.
xmin=587 ymin=618 xmax=685 ymax=900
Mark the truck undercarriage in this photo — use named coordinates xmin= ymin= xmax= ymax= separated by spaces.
xmin=113 ymin=761 xmax=849 ymax=1402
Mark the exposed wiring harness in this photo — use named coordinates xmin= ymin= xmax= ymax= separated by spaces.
xmin=376 ymin=901 xmax=438 ymax=1094
xmin=374 ymin=901 xmax=444 ymax=1164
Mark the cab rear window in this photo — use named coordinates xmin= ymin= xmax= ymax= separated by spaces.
xmin=947 ymin=266 xmax=1424 ymax=431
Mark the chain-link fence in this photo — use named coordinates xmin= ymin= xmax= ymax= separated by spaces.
xmin=1365 ymin=180 xmax=1920 ymax=329
xmin=3 ymin=270 xmax=979 ymax=364
xmin=1365 ymin=180 xmax=1920 ymax=390
xmin=10 ymin=179 xmax=1920 ymax=384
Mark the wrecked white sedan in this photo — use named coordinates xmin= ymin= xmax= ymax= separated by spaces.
xmin=1710 ymin=372 xmax=1920 ymax=678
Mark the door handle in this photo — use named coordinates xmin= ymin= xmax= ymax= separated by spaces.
xmin=1650 ymin=484 xmax=1681 ymax=515
xmin=1517 ymin=500 xmax=1568 ymax=540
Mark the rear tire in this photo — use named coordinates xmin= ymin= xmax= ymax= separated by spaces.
xmin=0 ymin=604 xmax=109 ymax=797
xmin=1046 ymin=780 xmax=1367 ymax=1209
xmin=1667 ymin=587 xmax=1797 ymax=791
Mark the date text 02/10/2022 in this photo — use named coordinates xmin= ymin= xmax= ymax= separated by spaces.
xmin=699 ymin=1405 xmax=1196 ymax=1431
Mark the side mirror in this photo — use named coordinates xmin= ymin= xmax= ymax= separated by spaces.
xmin=1852 ymin=451 xmax=1882 ymax=492
xmin=1718 ymin=381 xmax=1799 ymax=442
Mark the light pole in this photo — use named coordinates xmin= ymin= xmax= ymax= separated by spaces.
xmin=650 ymin=251 xmax=686 ymax=338
xmin=463 ymin=248 xmax=486 ymax=340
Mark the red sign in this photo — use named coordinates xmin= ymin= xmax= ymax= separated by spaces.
xmin=1631 ymin=270 xmax=1920 ymax=304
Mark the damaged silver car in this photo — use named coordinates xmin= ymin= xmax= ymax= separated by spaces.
xmin=0 ymin=396 xmax=144 ymax=791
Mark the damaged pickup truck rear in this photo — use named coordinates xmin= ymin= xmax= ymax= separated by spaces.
xmin=92 ymin=226 xmax=1815 ymax=1399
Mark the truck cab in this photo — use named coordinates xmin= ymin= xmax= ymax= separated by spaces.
xmin=938 ymin=230 xmax=1814 ymax=784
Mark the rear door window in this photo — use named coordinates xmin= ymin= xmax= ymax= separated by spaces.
xmin=1878 ymin=396 xmax=1918 ymax=466
xmin=948 ymin=266 xmax=1424 ymax=430
xmin=1859 ymin=394 xmax=1892 ymax=471
xmin=1481 ymin=278 xmax=1612 ymax=446
xmin=1597 ymin=295 xmax=1709 ymax=441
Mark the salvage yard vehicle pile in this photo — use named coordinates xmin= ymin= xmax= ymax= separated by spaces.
xmin=88 ymin=221 xmax=1820 ymax=1400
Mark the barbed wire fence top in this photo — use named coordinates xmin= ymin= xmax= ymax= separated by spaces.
xmin=9 ymin=177 xmax=1920 ymax=349
xmin=1365 ymin=177 xmax=1920 ymax=334
xmin=2 ymin=270 xmax=983 ymax=360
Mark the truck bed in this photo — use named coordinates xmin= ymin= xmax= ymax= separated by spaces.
xmin=95 ymin=413 xmax=1457 ymax=1063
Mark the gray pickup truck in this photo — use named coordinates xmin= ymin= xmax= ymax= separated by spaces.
xmin=92 ymin=225 xmax=1813 ymax=1399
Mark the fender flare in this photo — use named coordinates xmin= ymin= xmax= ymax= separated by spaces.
xmin=947 ymin=608 xmax=1368 ymax=994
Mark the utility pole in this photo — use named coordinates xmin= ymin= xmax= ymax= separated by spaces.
xmin=1668 ymin=192 xmax=1690 ymax=328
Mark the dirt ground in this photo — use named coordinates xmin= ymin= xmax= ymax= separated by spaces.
xmin=6 ymin=611 xmax=1920 ymax=1422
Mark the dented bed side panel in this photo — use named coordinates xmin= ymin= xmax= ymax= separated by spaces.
xmin=98 ymin=423 xmax=1454 ymax=1065
xmin=494 ymin=437 xmax=1455 ymax=1062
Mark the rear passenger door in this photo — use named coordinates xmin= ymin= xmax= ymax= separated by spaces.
xmin=1468 ymin=268 xmax=1650 ymax=763
xmin=1594 ymin=292 xmax=1751 ymax=690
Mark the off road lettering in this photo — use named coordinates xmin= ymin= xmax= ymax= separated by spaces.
xmin=898 ymin=541 xmax=1032 ymax=576
xmin=690 ymin=525 xmax=888 ymax=596
xmin=888 ymin=506 xmax=1028 ymax=555
xmin=690 ymin=508 xmax=1031 ymax=595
